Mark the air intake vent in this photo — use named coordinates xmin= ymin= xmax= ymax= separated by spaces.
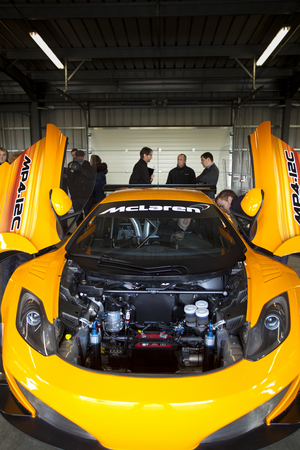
xmin=29 ymin=256 xmax=52 ymax=280
xmin=255 ymin=254 xmax=281 ymax=282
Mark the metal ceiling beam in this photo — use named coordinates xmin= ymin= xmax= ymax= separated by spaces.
xmin=0 ymin=55 xmax=37 ymax=101
xmin=1 ymin=1 xmax=299 ymax=19
xmin=37 ymin=80 xmax=284 ymax=95
xmin=0 ymin=77 xmax=283 ymax=94
xmin=0 ymin=94 xmax=289 ymax=108
xmin=26 ymin=67 xmax=293 ymax=81
xmin=3 ymin=44 xmax=300 ymax=60
xmin=0 ymin=102 xmax=30 ymax=111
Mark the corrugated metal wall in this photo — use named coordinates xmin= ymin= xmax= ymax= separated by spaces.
xmin=1 ymin=104 xmax=300 ymax=195
xmin=0 ymin=112 xmax=31 ymax=152
xmin=89 ymin=106 xmax=232 ymax=128
xmin=232 ymin=106 xmax=300 ymax=194
xmin=41 ymin=108 xmax=88 ymax=152
xmin=2 ymin=105 xmax=300 ymax=152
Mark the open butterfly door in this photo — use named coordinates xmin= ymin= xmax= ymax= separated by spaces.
xmin=250 ymin=121 xmax=300 ymax=257
xmin=0 ymin=124 xmax=69 ymax=256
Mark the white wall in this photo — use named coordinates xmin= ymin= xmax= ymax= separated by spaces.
xmin=89 ymin=127 xmax=233 ymax=193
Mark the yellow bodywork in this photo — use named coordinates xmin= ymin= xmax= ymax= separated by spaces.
xmin=0 ymin=124 xmax=67 ymax=254
xmin=240 ymin=188 xmax=263 ymax=217
xmin=2 ymin=186 xmax=300 ymax=450
xmin=250 ymin=121 xmax=300 ymax=256
xmin=2 ymin=123 xmax=300 ymax=449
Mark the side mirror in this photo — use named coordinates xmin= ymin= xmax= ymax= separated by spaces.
xmin=50 ymin=188 xmax=72 ymax=216
xmin=240 ymin=188 xmax=263 ymax=217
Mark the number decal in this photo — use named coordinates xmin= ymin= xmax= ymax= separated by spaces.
xmin=285 ymin=150 xmax=300 ymax=226
xmin=10 ymin=155 xmax=32 ymax=231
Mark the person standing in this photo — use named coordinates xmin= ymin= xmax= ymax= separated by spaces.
xmin=68 ymin=148 xmax=78 ymax=166
xmin=86 ymin=155 xmax=108 ymax=213
xmin=67 ymin=150 xmax=96 ymax=224
xmin=196 ymin=152 xmax=219 ymax=198
xmin=0 ymin=147 xmax=8 ymax=165
xmin=166 ymin=154 xmax=196 ymax=184
xmin=196 ymin=152 xmax=219 ymax=185
xmin=8 ymin=151 xmax=23 ymax=164
xmin=129 ymin=147 xmax=155 ymax=184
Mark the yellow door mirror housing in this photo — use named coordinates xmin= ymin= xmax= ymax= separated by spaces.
xmin=51 ymin=188 xmax=72 ymax=216
xmin=240 ymin=188 xmax=263 ymax=217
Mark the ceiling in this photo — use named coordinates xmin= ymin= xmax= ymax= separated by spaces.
xmin=1 ymin=0 xmax=300 ymax=109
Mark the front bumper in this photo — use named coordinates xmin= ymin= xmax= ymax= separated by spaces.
xmin=3 ymin=308 xmax=300 ymax=450
xmin=0 ymin=378 xmax=105 ymax=450
xmin=1 ymin=376 xmax=300 ymax=450
xmin=2 ymin=280 xmax=300 ymax=450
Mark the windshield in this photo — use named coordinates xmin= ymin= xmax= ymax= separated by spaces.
xmin=67 ymin=200 xmax=246 ymax=275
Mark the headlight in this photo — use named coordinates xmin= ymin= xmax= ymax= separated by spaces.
xmin=16 ymin=288 xmax=56 ymax=356
xmin=246 ymin=293 xmax=290 ymax=361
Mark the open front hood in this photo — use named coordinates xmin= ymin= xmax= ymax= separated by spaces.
xmin=0 ymin=124 xmax=67 ymax=256
xmin=250 ymin=121 xmax=300 ymax=257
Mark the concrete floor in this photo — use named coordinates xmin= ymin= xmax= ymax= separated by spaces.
xmin=1 ymin=256 xmax=300 ymax=449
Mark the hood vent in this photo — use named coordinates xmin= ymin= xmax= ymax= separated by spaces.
xmin=255 ymin=254 xmax=281 ymax=282
xmin=29 ymin=256 xmax=52 ymax=280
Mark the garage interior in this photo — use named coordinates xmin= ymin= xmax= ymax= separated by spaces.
xmin=1 ymin=0 xmax=300 ymax=194
xmin=1 ymin=1 xmax=300 ymax=448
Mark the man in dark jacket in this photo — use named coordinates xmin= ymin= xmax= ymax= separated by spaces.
xmin=129 ymin=147 xmax=155 ymax=184
xmin=67 ymin=150 xmax=96 ymax=223
xmin=215 ymin=189 xmax=244 ymax=217
xmin=166 ymin=154 xmax=196 ymax=184
xmin=196 ymin=152 xmax=219 ymax=198
xmin=216 ymin=189 xmax=288 ymax=264
xmin=85 ymin=154 xmax=108 ymax=214
xmin=196 ymin=152 xmax=219 ymax=185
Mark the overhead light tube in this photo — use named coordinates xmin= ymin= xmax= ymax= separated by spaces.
xmin=29 ymin=32 xmax=64 ymax=69
xmin=256 ymin=26 xmax=291 ymax=67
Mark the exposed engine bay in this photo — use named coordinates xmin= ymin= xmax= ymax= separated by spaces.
xmin=56 ymin=259 xmax=248 ymax=374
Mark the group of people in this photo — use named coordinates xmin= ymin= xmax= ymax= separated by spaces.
xmin=129 ymin=148 xmax=219 ymax=198
xmin=66 ymin=149 xmax=108 ymax=221
xmin=0 ymin=143 xmax=254 ymax=226
xmin=0 ymin=145 xmax=109 ymax=218
xmin=0 ymin=144 xmax=290 ymax=299
xmin=0 ymin=148 xmax=108 ymax=298
xmin=0 ymin=147 xmax=24 ymax=165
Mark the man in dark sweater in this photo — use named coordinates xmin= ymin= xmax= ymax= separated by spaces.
xmin=215 ymin=189 xmax=244 ymax=217
xmin=216 ymin=189 xmax=288 ymax=264
xmin=166 ymin=154 xmax=196 ymax=184
xmin=129 ymin=147 xmax=155 ymax=184
xmin=196 ymin=152 xmax=219 ymax=198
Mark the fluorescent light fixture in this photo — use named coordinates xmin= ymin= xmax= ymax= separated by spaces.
xmin=29 ymin=32 xmax=64 ymax=69
xmin=256 ymin=26 xmax=290 ymax=66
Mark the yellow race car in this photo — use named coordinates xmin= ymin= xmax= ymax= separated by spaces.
xmin=0 ymin=122 xmax=300 ymax=450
